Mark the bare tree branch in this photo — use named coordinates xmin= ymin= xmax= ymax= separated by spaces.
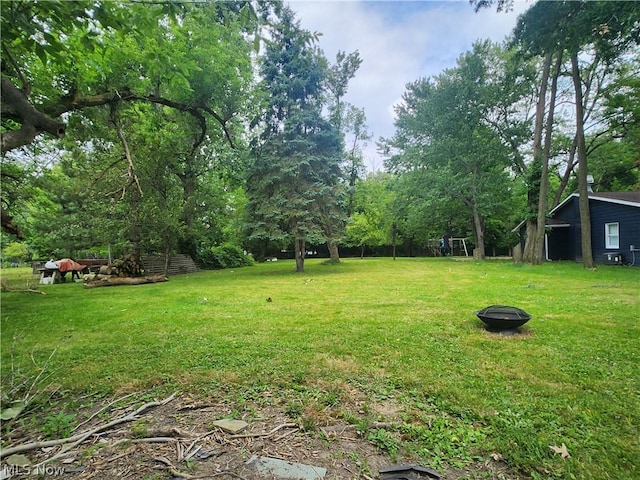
xmin=110 ymin=105 xmax=144 ymax=199
xmin=1 ymin=44 xmax=31 ymax=96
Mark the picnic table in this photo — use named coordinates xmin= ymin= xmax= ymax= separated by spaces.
xmin=38 ymin=267 xmax=61 ymax=284
xmin=38 ymin=259 xmax=86 ymax=284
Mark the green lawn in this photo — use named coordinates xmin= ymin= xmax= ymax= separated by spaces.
xmin=1 ymin=258 xmax=639 ymax=479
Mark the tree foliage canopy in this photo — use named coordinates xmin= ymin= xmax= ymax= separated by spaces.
xmin=1 ymin=0 xmax=259 ymax=257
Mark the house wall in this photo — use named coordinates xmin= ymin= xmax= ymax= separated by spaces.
xmin=552 ymin=196 xmax=640 ymax=266
xmin=551 ymin=197 xmax=582 ymax=261
xmin=590 ymin=200 xmax=640 ymax=266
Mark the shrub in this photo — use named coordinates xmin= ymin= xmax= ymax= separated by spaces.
xmin=2 ymin=241 xmax=30 ymax=266
xmin=200 ymin=243 xmax=254 ymax=270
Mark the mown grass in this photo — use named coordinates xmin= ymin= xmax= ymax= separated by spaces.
xmin=1 ymin=258 xmax=639 ymax=479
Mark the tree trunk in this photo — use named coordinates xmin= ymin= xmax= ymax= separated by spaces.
xmin=522 ymin=219 xmax=537 ymax=263
xmin=553 ymin=54 xmax=600 ymax=209
xmin=131 ymin=198 xmax=142 ymax=267
xmin=472 ymin=206 xmax=486 ymax=261
xmin=323 ymin=220 xmax=341 ymax=263
xmin=551 ymin=136 xmax=578 ymax=209
xmin=523 ymin=53 xmax=552 ymax=264
xmin=391 ymin=223 xmax=397 ymax=260
xmin=571 ymin=53 xmax=594 ymax=268
xmin=1 ymin=207 xmax=24 ymax=239
xmin=533 ymin=52 xmax=563 ymax=264
xmin=164 ymin=247 xmax=171 ymax=276
xmin=327 ymin=240 xmax=340 ymax=263
xmin=294 ymin=237 xmax=305 ymax=273
xmin=178 ymin=163 xmax=199 ymax=259
xmin=111 ymin=107 xmax=143 ymax=198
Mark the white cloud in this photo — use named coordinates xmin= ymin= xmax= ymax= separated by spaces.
xmin=288 ymin=0 xmax=533 ymax=169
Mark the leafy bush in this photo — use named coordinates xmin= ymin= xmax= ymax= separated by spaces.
xmin=199 ymin=243 xmax=254 ymax=270
xmin=2 ymin=241 xmax=30 ymax=266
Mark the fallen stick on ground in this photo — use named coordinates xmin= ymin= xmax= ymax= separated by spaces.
xmin=153 ymin=456 xmax=248 ymax=480
xmin=131 ymin=437 xmax=177 ymax=444
xmin=0 ymin=392 xmax=177 ymax=459
xmin=229 ymin=422 xmax=297 ymax=439
xmin=320 ymin=421 xmax=394 ymax=436
xmin=71 ymin=391 xmax=139 ymax=433
xmin=1 ymin=279 xmax=45 ymax=295
xmin=154 ymin=456 xmax=199 ymax=479
xmin=274 ymin=427 xmax=300 ymax=442
xmin=2 ymin=288 xmax=45 ymax=294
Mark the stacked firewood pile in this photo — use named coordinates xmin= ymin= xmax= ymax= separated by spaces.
xmin=83 ymin=254 xmax=167 ymax=288
xmin=98 ymin=254 xmax=144 ymax=277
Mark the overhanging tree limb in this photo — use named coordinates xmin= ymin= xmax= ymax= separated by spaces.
xmin=1 ymin=75 xmax=65 ymax=154
xmin=2 ymin=79 xmax=232 ymax=155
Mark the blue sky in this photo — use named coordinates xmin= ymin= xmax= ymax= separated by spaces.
xmin=288 ymin=0 xmax=533 ymax=170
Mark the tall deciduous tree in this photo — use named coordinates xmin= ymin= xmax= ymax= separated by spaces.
xmin=0 ymin=1 xmax=259 ymax=153
xmin=384 ymin=41 xmax=521 ymax=260
xmin=1 ymin=0 xmax=260 ymax=240
xmin=342 ymin=106 xmax=370 ymax=216
xmin=246 ymin=7 xmax=342 ymax=273
xmin=323 ymin=50 xmax=364 ymax=262
xmin=513 ymin=0 xmax=640 ymax=268
xmin=598 ymin=57 xmax=640 ymax=191
xmin=345 ymin=173 xmax=396 ymax=258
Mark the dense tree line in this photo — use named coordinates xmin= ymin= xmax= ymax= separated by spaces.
xmin=1 ymin=1 xmax=638 ymax=269
xmin=381 ymin=0 xmax=640 ymax=264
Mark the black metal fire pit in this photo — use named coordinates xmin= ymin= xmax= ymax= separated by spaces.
xmin=475 ymin=305 xmax=531 ymax=330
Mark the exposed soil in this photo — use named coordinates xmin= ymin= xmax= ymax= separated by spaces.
xmin=1 ymin=392 xmax=522 ymax=480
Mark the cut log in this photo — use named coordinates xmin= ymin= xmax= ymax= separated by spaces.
xmin=83 ymin=275 xmax=168 ymax=288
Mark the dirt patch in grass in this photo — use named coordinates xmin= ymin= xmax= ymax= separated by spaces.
xmin=2 ymin=393 xmax=523 ymax=480
xmin=477 ymin=325 xmax=535 ymax=339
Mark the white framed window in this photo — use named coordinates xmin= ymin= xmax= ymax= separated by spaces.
xmin=605 ymin=222 xmax=619 ymax=249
